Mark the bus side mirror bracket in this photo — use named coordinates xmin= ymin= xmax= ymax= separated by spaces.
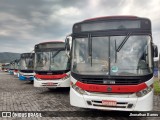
xmin=66 ymin=38 xmax=70 ymax=50
xmin=65 ymin=36 xmax=71 ymax=51
xmin=153 ymin=44 xmax=158 ymax=57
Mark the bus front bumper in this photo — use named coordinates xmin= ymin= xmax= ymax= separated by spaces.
xmin=70 ymin=88 xmax=153 ymax=111
xmin=34 ymin=78 xmax=70 ymax=88
xmin=19 ymin=75 xmax=34 ymax=81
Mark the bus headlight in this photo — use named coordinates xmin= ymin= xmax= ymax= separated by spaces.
xmin=136 ymin=84 xmax=153 ymax=97
xmin=71 ymin=83 xmax=87 ymax=95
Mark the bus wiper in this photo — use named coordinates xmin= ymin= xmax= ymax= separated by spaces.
xmin=50 ymin=49 xmax=62 ymax=71
xmin=115 ymin=40 xmax=117 ymax=63
xmin=88 ymin=34 xmax=92 ymax=66
xmin=116 ymin=33 xmax=131 ymax=52
xmin=52 ymin=49 xmax=62 ymax=59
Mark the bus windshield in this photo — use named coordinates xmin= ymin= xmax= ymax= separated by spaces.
xmin=20 ymin=58 xmax=34 ymax=70
xmin=14 ymin=62 xmax=19 ymax=69
xmin=72 ymin=35 xmax=152 ymax=76
xmin=35 ymin=50 xmax=69 ymax=71
xmin=10 ymin=63 xmax=15 ymax=69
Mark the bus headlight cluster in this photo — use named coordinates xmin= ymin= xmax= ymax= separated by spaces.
xmin=71 ymin=83 xmax=87 ymax=95
xmin=62 ymin=74 xmax=70 ymax=80
xmin=136 ymin=84 xmax=153 ymax=97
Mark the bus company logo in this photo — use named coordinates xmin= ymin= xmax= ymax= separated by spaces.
xmin=107 ymin=86 xmax=112 ymax=92
xmin=2 ymin=112 xmax=12 ymax=117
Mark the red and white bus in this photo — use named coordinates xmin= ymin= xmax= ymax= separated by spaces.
xmin=69 ymin=16 xmax=158 ymax=111
xmin=34 ymin=41 xmax=70 ymax=89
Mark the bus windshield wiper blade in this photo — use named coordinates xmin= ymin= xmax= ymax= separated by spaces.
xmin=116 ymin=33 xmax=131 ymax=52
xmin=52 ymin=49 xmax=62 ymax=59
xmin=88 ymin=34 xmax=92 ymax=66
xmin=50 ymin=49 xmax=62 ymax=71
xmin=115 ymin=39 xmax=117 ymax=63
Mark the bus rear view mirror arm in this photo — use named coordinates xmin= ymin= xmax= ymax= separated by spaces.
xmin=65 ymin=34 xmax=72 ymax=51
xmin=153 ymin=44 xmax=158 ymax=57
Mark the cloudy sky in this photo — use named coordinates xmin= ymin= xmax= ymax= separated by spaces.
xmin=0 ymin=0 xmax=160 ymax=53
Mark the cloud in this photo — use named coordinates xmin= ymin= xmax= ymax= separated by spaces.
xmin=0 ymin=0 xmax=160 ymax=53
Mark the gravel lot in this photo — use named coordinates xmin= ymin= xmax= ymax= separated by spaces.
xmin=0 ymin=72 xmax=160 ymax=120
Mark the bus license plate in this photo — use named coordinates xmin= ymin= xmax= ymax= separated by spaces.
xmin=47 ymin=82 xmax=54 ymax=86
xmin=102 ymin=100 xmax=117 ymax=106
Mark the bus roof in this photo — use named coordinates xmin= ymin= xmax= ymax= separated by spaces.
xmin=38 ymin=40 xmax=64 ymax=45
xmin=35 ymin=40 xmax=65 ymax=51
xmin=21 ymin=52 xmax=33 ymax=55
xmin=73 ymin=16 xmax=151 ymax=34
xmin=83 ymin=16 xmax=140 ymax=22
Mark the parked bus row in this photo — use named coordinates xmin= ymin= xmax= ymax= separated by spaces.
xmin=1 ymin=16 xmax=159 ymax=111
xmin=1 ymin=41 xmax=70 ymax=88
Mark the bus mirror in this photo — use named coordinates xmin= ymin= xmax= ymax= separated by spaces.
xmin=65 ymin=38 xmax=70 ymax=51
xmin=153 ymin=45 xmax=158 ymax=57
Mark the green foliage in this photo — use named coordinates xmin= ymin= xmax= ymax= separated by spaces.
xmin=154 ymin=77 xmax=160 ymax=95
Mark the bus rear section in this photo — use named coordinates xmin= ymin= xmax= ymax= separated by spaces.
xmin=34 ymin=41 xmax=70 ymax=88
xmin=70 ymin=16 xmax=158 ymax=111
xmin=19 ymin=53 xmax=35 ymax=81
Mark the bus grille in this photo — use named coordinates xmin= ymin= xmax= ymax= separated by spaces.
xmin=80 ymin=78 xmax=141 ymax=85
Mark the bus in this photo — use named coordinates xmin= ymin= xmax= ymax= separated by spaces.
xmin=9 ymin=61 xmax=15 ymax=75
xmin=1 ymin=63 xmax=10 ymax=72
xmin=13 ymin=59 xmax=20 ymax=76
xmin=1 ymin=64 xmax=6 ymax=71
xmin=69 ymin=16 xmax=158 ymax=111
xmin=34 ymin=41 xmax=70 ymax=89
xmin=19 ymin=53 xmax=35 ymax=81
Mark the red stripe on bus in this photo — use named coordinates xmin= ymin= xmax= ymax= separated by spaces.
xmin=14 ymin=69 xmax=18 ymax=72
xmin=76 ymin=81 xmax=147 ymax=93
xmin=35 ymin=74 xmax=67 ymax=80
